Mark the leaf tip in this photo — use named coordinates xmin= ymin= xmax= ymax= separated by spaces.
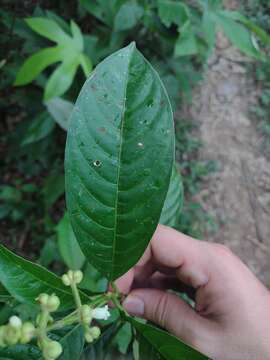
xmin=128 ymin=41 xmax=137 ymax=50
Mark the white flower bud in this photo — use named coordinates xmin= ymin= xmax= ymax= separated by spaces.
xmin=62 ymin=274 xmax=71 ymax=286
xmin=43 ymin=340 xmax=62 ymax=360
xmin=20 ymin=322 xmax=35 ymax=344
xmin=92 ymin=305 xmax=110 ymax=320
xmin=89 ymin=326 xmax=101 ymax=339
xmin=47 ymin=294 xmax=60 ymax=312
xmin=9 ymin=316 xmax=22 ymax=329
xmin=36 ymin=293 xmax=60 ymax=312
xmin=67 ymin=270 xmax=74 ymax=280
xmin=73 ymin=270 xmax=83 ymax=284
xmin=4 ymin=325 xmax=21 ymax=345
xmin=84 ymin=330 xmax=93 ymax=343
xmin=37 ymin=293 xmax=49 ymax=306
xmin=81 ymin=305 xmax=92 ymax=324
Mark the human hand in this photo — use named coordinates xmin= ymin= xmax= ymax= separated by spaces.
xmin=116 ymin=225 xmax=270 ymax=360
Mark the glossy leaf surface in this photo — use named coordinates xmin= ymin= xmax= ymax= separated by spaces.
xmin=160 ymin=165 xmax=183 ymax=227
xmin=0 ymin=245 xmax=87 ymax=309
xmin=65 ymin=43 xmax=174 ymax=280
xmin=129 ymin=318 xmax=209 ymax=360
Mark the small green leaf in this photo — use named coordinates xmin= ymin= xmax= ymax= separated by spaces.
xmin=113 ymin=322 xmax=133 ymax=354
xmin=129 ymin=317 xmax=209 ymax=360
xmin=16 ymin=17 xmax=92 ymax=99
xmin=44 ymin=59 xmax=78 ymax=100
xmin=21 ymin=112 xmax=55 ymax=146
xmin=213 ymin=12 xmax=260 ymax=58
xmin=14 ymin=47 xmax=62 ymax=86
xmin=158 ymin=0 xmax=189 ymax=28
xmin=38 ymin=237 xmax=60 ymax=267
xmin=45 ymin=97 xmax=74 ymax=131
xmin=58 ymin=325 xmax=85 ymax=360
xmin=160 ymin=165 xmax=183 ymax=227
xmin=56 ymin=213 xmax=85 ymax=270
xmin=0 ymin=244 xmax=87 ymax=309
xmin=79 ymin=53 xmax=93 ymax=78
xmin=42 ymin=172 xmax=65 ymax=209
xmin=80 ymin=263 xmax=107 ymax=293
xmin=221 ymin=10 xmax=270 ymax=47
xmin=202 ymin=9 xmax=216 ymax=48
xmin=65 ymin=43 xmax=174 ymax=280
xmin=174 ymin=26 xmax=198 ymax=57
xmin=70 ymin=21 xmax=84 ymax=51
xmin=25 ymin=17 xmax=69 ymax=43
xmin=80 ymin=0 xmax=126 ymax=27
xmin=0 ymin=186 xmax=21 ymax=203
xmin=114 ymin=1 xmax=144 ymax=31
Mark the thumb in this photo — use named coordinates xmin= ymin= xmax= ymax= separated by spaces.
xmin=123 ymin=289 xmax=208 ymax=349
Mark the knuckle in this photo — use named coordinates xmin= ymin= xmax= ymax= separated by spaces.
xmin=154 ymin=293 xmax=170 ymax=328
xmin=212 ymin=243 xmax=232 ymax=257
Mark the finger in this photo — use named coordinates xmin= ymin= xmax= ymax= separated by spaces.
xmin=115 ymin=244 xmax=152 ymax=293
xmin=151 ymin=225 xmax=210 ymax=288
xmin=115 ymin=268 xmax=135 ymax=295
xmin=133 ymin=272 xmax=195 ymax=299
xmin=123 ymin=289 xmax=212 ymax=351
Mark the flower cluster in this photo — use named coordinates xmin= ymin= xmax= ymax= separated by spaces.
xmin=0 ymin=316 xmax=35 ymax=347
xmin=0 ymin=270 xmax=111 ymax=359
xmin=61 ymin=270 xmax=110 ymax=343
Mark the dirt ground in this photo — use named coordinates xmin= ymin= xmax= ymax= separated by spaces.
xmin=189 ymin=32 xmax=270 ymax=287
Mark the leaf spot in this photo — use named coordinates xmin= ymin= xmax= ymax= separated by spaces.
xmin=93 ymin=160 xmax=102 ymax=167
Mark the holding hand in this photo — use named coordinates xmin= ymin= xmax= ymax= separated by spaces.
xmin=116 ymin=225 xmax=270 ymax=360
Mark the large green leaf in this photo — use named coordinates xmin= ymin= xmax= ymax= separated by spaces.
xmin=58 ymin=325 xmax=85 ymax=360
xmin=0 ymin=345 xmax=41 ymax=360
xmin=160 ymin=165 xmax=183 ymax=227
xmin=56 ymin=212 xmax=85 ymax=270
xmin=0 ymin=244 xmax=87 ymax=309
xmin=0 ymin=283 xmax=12 ymax=302
xmin=65 ymin=42 xmax=174 ymax=280
xmin=129 ymin=318 xmax=209 ymax=360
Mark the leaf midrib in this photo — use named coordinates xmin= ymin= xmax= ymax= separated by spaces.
xmin=111 ymin=44 xmax=135 ymax=279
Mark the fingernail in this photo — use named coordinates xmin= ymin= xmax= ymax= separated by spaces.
xmin=123 ymin=295 xmax=144 ymax=316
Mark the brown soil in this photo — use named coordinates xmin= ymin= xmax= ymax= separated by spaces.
xmin=190 ymin=33 xmax=270 ymax=287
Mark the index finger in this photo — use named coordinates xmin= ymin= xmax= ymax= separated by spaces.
xmin=116 ymin=224 xmax=210 ymax=293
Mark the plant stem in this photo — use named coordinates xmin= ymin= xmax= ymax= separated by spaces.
xmin=70 ymin=282 xmax=82 ymax=309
